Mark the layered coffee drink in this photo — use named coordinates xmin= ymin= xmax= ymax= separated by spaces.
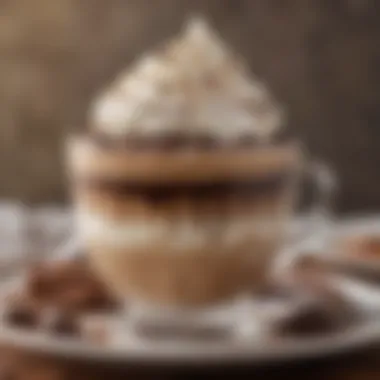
xmin=67 ymin=18 xmax=302 ymax=307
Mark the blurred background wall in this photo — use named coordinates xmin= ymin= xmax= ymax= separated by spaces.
xmin=0 ymin=0 xmax=378 ymax=213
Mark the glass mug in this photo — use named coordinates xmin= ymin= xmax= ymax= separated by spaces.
xmin=65 ymin=136 xmax=336 ymax=336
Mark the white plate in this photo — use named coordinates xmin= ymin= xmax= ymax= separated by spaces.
xmin=0 ymin=319 xmax=379 ymax=366
xmin=1 ymin=247 xmax=380 ymax=366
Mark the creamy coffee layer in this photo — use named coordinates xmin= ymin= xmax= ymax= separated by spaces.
xmin=80 ymin=172 xmax=289 ymax=200
xmin=76 ymin=206 xmax=289 ymax=250
xmin=90 ymin=247 xmax=273 ymax=305
xmin=90 ymin=129 xmax=290 ymax=150
xmin=70 ymin=136 xmax=297 ymax=252
xmin=67 ymin=135 xmax=302 ymax=184
xmin=74 ymin=186 xmax=290 ymax=221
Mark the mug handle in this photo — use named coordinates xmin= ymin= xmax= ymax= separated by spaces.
xmin=292 ymin=160 xmax=338 ymax=246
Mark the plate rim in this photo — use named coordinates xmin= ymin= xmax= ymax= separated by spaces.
xmin=3 ymin=214 xmax=380 ymax=365
xmin=0 ymin=273 xmax=379 ymax=366
xmin=0 ymin=316 xmax=379 ymax=365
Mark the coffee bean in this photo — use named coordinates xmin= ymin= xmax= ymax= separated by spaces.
xmin=276 ymin=302 xmax=342 ymax=337
xmin=42 ymin=309 xmax=79 ymax=336
xmin=50 ymin=316 xmax=79 ymax=336
xmin=51 ymin=317 xmax=79 ymax=336
xmin=4 ymin=305 xmax=38 ymax=329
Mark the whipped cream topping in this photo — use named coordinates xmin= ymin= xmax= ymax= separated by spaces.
xmin=90 ymin=17 xmax=283 ymax=142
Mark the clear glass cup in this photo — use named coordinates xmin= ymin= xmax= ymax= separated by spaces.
xmin=65 ymin=135 xmax=336 ymax=339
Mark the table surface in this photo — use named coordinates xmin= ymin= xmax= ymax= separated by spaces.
xmin=1 ymin=345 xmax=380 ymax=380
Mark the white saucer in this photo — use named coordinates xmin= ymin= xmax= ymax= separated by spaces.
xmin=1 ymin=241 xmax=380 ymax=366
xmin=0 ymin=318 xmax=378 ymax=366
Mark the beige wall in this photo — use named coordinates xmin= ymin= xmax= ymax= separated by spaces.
xmin=0 ymin=0 xmax=378 ymax=212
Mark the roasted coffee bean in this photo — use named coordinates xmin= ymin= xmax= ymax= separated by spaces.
xmin=4 ymin=305 xmax=38 ymax=329
xmin=24 ymin=259 xmax=119 ymax=314
xmin=44 ymin=312 xmax=80 ymax=336
xmin=277 ymin=303 xmax=342 ymax=337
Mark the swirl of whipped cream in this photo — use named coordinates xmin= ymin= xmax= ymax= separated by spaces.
xmin=90 ymin=17 xmax=283 ymax=142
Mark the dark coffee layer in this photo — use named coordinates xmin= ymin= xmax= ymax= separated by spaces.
xmin=90 ymin=129 xmax=291 ymax=151
xmin=80 ymin=172 xmax=291 ymax=201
